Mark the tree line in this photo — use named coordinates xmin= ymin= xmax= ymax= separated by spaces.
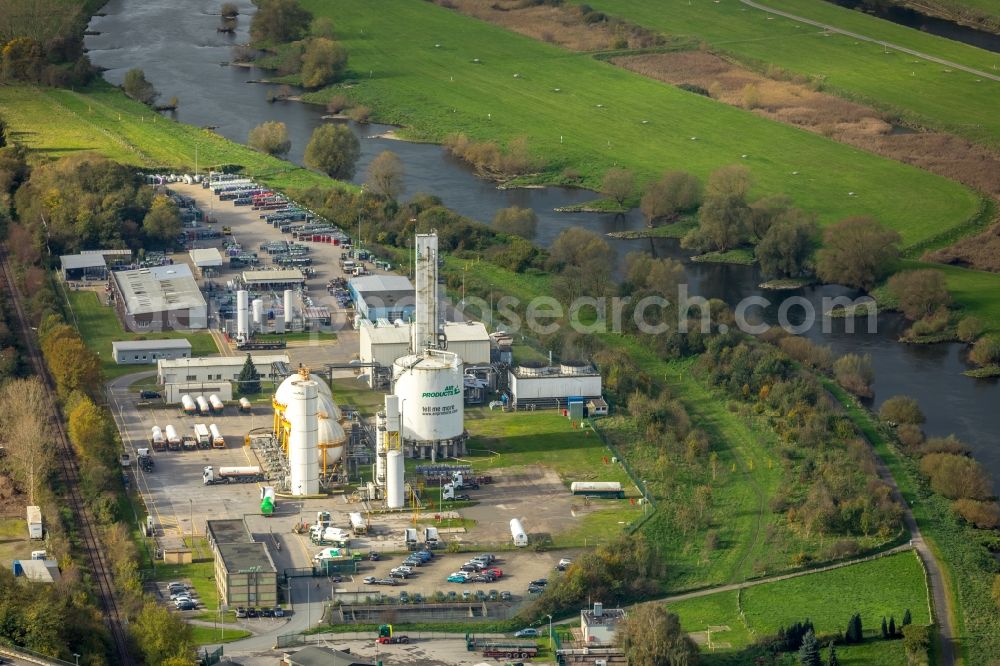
xmin=0 ymin=0 xmax=95 ymax=88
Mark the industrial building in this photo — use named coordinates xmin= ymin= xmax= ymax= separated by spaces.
xmin=241 ymin=269 xmax=306 ymax=291
xmin=580 ymin=603 xmax=626 ymax=644
xmin=359 ymin=319 xmax=491 ymax=388
xmin=508 ymin=362 xmax=603 ymax=410
xmin=112 ymin=339 xmax=192 ymax=364
xmin=349 ymin=274 xmax=415 ymax=322
xmin=189 ymin=247 xmax=224 ymax=275
xmin=12 ymin=559 xmax=61 ymax=584
xmin=111 ymin=264 xmax=208 ymax=332
xmin=156 ymin=354 xmax=289 ymax=385
xmin=162 ymin=381 xmax=233 ymax=404
xmin=60 ymin=253 xmax=109 ymax=281
xmin=206 ymin=519 xmax=277 ymax=608
xmin=281 ymin=647 xmax=376 ymax=666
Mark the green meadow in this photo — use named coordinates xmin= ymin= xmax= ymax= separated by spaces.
xmin=577 ymin=0 xmax=1000 ymax=146
xmin=299 ymin=0 xmax=980 ymax=248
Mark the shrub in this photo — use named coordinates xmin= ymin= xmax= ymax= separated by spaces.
xmin=879 ymin=395 xmax=925 ymax=425
xmin=952 ymin=499 xmax=1000 ymax=529
xmin=895 ymin=424 xmax=925 ymax=452
xmin=918 ymin=435 xmax=970 ymax=457
xmin=968 ymin=335 xmax=1000 ymax=367
xmin=919 ymin=453 xmax=992 ymax=500
xmin=816 ymin=217 xmax=901 ymax=291
xmin=887 ymin=269 xmax=952 ymax=320
xmin=833 ymin=353 xmax=874 ymax=397
xmin=325 ymin=94 xmax=351 ymax=114
xmin=248 ymin=121 xmax=291 ymax=156
xmin=348 ymin=105 xmax=371 ymax=123
xmin=956 ymin=316 xmax=984 ymax=343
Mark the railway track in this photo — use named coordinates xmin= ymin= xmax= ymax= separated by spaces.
xmin=0 ymin=247 xmax=133 ymax=664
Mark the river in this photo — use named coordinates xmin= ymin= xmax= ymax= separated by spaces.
xmin=85 ymin=0 xmax=1000 ymax=490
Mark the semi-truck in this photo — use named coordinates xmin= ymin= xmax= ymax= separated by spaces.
xmin=195 ymin=395 xmax=211 ymax=415
xmin=260 ymin=486 xmax=276 ymax=516
xmin=208 ymin=394 xmax=225 ymax=413
xmin=202 ymin=465 xmax=263 ymax=485
xmin=404 ymin=527 xmax=418 ymax=550
xmin=510 ymin=518 xmax=528 ymax=547
xmin=424 ymin=526 xmax=440 ymax=549
xmin=209 ymin=423 xmax=225 ymax=448
xmin=569 ymin=481 xmax=625 ymax=498
xmin=165 ymin=425 xmax=182 ymax=451
xmin=137 ymin=447 xmax=154 ymax=472
xmin=150 ymin=426 xmax=166 ymax=451
xmin=193 ymin=423 xmax=211 ymax=447
xmin=349 ymin=511 xmax=368 ymax=536
xmin=180 ymin=395 xmax=197 ymax=415
xmin=465 ymin=634 xmax=537 ymax=659
xmin=238 ymin=397 xmax=252 ymax=413
xmin=311 ymin=526 xmax=350 ymax=546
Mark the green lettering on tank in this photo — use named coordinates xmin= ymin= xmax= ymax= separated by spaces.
xmin=421 ymin=385 xmax=461 ymax=398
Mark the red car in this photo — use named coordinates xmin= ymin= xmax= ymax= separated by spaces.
xmin=376 ymin=635 xmax=410 ymax=644
xmin=488 ymin=568 xmax=503 ymax=578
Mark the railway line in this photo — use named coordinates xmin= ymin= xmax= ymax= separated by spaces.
xmin=0 ymin=247 xmax=133 ymax=664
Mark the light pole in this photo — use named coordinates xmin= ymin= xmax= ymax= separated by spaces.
xmin=189 ymin=498 xmax=194 ymax=539
xmin=73 ymin=654 xmax=80 ymax=666
xmin=546 ymin=614 xmax=553 ymax=649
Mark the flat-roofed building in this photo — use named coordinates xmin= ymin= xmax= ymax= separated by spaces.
xmin=242 ymin=269 xmax=306 ymax=290
xmin=206 ymin=519 xmax=277 ymax=608
xmin=189 ymin=248 xmax=224 ymax=275
xmin=112 ymin=339 xmax=192 ymax=364
xmin=111 ymin=264 xmax=207 ymax=332
xmin=580 ymin=602 xmax=626 ymax=644
xmin=349 ymin=275 xmax=415 ymax=322
xmin=60 ymin=253 xmax=109 ymax=281
xmin=157 ymin=354 xmax=289 ymax=385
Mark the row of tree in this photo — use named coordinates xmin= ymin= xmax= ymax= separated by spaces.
xmin=248 ymin=0 xmax=350 ymax=89
xmin=0 ymin=0 xmax=95 ymax=89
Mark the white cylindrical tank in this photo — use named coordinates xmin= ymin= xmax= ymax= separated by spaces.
xmin=180 ymin=394 xmax=196 ymax=414
xmin=151 ymin=426 xmax=164 ymax=444
xmin=195 ymin=395 xmax=210 ymax=414
xmin=386 ymin=450 xmax=405 ymax=509
xmin=251 ymin=298 xmax=264 ymax=330
xmin=164 ymin=424 xmax=180 ymax=444
xmin=284 ymin=289 xmax=295 ymax=325
xmin=375 ymin=451 xmax=386 ymax=487
xmin=286 ymin=379 xmax=320 ymax=496
xmin=208 ymin=394 xmax=224 ymax=412
xmin=239 ymin=397 xmax=252 ymax=412
xmin=236 ymin=290 xmax=249 ymax=340
xmin=209 ymin=423 xmax=223 ymax=442
xmin=393 ymin=350 xmax=464 ymax=442
xmin=510 ymin=518 xmax=528 ymax=547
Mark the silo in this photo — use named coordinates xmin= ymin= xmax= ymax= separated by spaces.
xmin=251 ymin=298 xmax=264 ymax=331
xmin=386 ymin=449 xmax=405 ymax=509
xmin=393 ymin=349 xmax=464 ymax=443
xmin=286 ymin=379 xmax=320 ymax=496
xmin=283 ymin=289 xmax=295 ymax=329
xmin=236 ymin=290 xmax=249 ymax=340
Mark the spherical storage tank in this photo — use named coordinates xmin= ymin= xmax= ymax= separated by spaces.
xmin=393 ymin=350 xmax=464 ymax=442
xmin=318 ymin=415 xmax=346 ymax=465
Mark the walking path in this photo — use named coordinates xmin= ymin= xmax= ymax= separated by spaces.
xmin=740 ymin=0 xmax=1000 ymax=82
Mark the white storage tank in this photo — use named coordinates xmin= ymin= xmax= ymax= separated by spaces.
xmin=286 ymin=378 xmax=320 ymax=496
xmin=236 ymin=290 xmax=249 ymax=340
xmin=318 ymin=416 xmax=346 ymax=466
xmin=393 ymin=350 xmax=464 ymax=442
xmin=164 ymin=424 xmax=180 ymax=445
xmin=510 ymin=518 xmax=528 ymax=547
xmin=252 ymin=298 xmax=264 ymax=331
xmin=386 ymin=450 xmax=405 ymax=509
xmin=150 ymin=426 xmax=164 ymax=445
xmin=208 ymin=394 xmax=224 ymax=413
xmin=180 ymin=394 xmax=196 ymax=414
xmin=195 ymin=395 xmax=211 ymax=414
xmin=284 ymin=289 xmax=295 ymax=327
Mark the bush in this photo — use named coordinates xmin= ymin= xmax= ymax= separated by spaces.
xmin=968 ymin=335 xmax=1000 ymax=367
xmin=887 ymin=269 xmax=952 ymax=320
xmin=918 ymin=435 xmax=970 ymax=457
xmin=956 ymin=316 xmax=984 ymax=343
xmin=919 ymin=453 xmax=992 ymax=500
xmin=816 ymin=217 xmax=901 ymax=291
xmin=492 ymin=206 xmax=537 ymax=239
xmin=348 ymin=105 xmax=371 ymax=123
xmin=250 ymin=0 xmax=312 ymax=43
xmin=896 ymin=424 xmax=925 ymax=452
xmin=879 ymin=395 xmax=925 ymax=425
xmin=325 ymin=94 xmax=351 ymax=114
xmin=300 ymin=37 xmax=348 ymax=89
xmin=952 ymin=499 xmax=1000 ymax=529
xmin=304 ymin=123 xmax=360 ymax=179
xmin=777 ymin=336 xmax=833 ymax=370
xmin=248 ymin=120 xmax=291 ymax=157
xmin=122 ymin=68 xmax=158 ymax=105
xmin=833 ymin=353 xmax=874 ymax=398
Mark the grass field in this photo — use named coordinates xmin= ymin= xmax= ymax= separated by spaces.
xmin=575 ymin=0 xmax=1000 ymax=147
xmin=668 ymin=551 xmax=929 ymax=656
xmin=152 ymin=559 xmax=220 ymax=611
xmin=0 ymin=83 xmax=338 ymax=192
xmin=299 ymin=0 xmax=980 ymax=248
xmin=64 ymin=289 xmax=218 ymax=380
xmin=189 ymin=625 xmax=251 ymax=645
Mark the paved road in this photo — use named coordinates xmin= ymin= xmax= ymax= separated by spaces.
xmin=740 ymin=0 xmax=1000 ymax=82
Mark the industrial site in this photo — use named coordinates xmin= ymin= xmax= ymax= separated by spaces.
xmin=89 ymin=173 xmax=634 ymax=664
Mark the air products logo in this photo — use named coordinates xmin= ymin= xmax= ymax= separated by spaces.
xmin=422 ymin=385 xmax=461 ymax=398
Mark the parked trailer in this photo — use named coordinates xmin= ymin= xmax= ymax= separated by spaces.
xmin=424 ymin=526 xmax=440 ymax=548
xmin=404 ymin=528 xmax=418 ymax=550
xmin=510 ymin=518 xmax=528 ymax=547
xmin=27 ymin=505 xmax=43 ymax=540
xmin=209 ymin=424 xmax=225 ymax=448
xmin=150 ymin=426 xmax=166 ymax=451
xmin=239 ymin=397 xmax=252 ymax=413
xmin=193 ymin=423 xmax=211 ymax=447
xmin=180 ymin=394 xmax=197 ymax=415
xmin=569 ymin=481 xmax=625 ymax=499
xmin=208 ymin=394 xmax=224 ymax=413
xmin=349 ymin=512 xmax=368 ymax=536
xmin=165 ymin=425 xmax=182 ymax=451
xmin=202 ymin=465 xmax=263 ymax=485
xmin=466 ymin=635 xmax=538 ymax=659
xmin=195 ymin=395 xmax=211 ymax=415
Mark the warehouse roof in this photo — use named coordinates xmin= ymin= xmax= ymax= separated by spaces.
xmin=112 ymin=339 xmax=192 ymax=352
xmin=217 ymin=541 xmax=276 ymax=575
xmin=157 ymin=354 xmax=289 ymax=369
xmin=60 ymin=254 xmax=107 ymax=270
xmin=242 ymin=269 xmax=305 ymax=285
xmin=361 ymin=320 xmax=411 ymax=345
xmin=284 ymin=646 xmax=375 ymax=666
xmin=14 ymin=559 xmax=61 ymax=584
xmin=113 ymin=264 xmax=206 ymax=315
xmin=350 ymin=274 xmax=413 ymax=294
xmin=189 ymin=247 xmax=224 ymax=268
xmin=206 ymin=519 xmax=251 ymax=547
xmin=443 ymin=321 xmax=489 ymax=343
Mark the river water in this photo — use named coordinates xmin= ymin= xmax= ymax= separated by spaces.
xmin=829 ymin=0 xmax=1000 ymax=53
xmin=85 ymin=0 xmax=1000 ymax=490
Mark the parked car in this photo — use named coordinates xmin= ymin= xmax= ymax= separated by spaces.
xmin=369 ymin=552 xmax=381 ymax=561
xmin=527 ymin=585 xmax=544 ymax=594
xmin=530 ymin=578 xmax=548 ymax=587
xmin=399 ymin=591 xmax=410 ymax=604
xmin=171 ymin=595 xmax=193 ymax=605
xmin=475 ymin=590 xmax=487 ymax=600
xmin=175 ymin=600 xmax=196 ymax=611
xmin=329 ymin=574 xmax=343 ymax=583
xmin=375 ymin=578 xmax=397 ymax=586
xmin=261 ymin=607 xmax=274 ymax=618
xmin=500 ymin=591 xmax=512 ymax=601
xmin=557 ymin=558 xmax=572 ymax=570
xmin=273 ymin=607 xmax=285 ymax=617
xmin=246 ymin=607 xmax=258 ymax=618
xmin=389 ymin=570 xmax=409 ymax=579
xmin=363 ymin=576 xmax=377 ymax=584
xmin=394 ymin=565 xmax=413 ymax=574
xmin=235 ymin=607 xmax=247 ymax=618
xmin=447 ymin=574 xmax=468 ymax=583
xmin=488 ymin=568 xmax=504 ymax=578
xmin=140 ymin=390 xmax=161 ymax=400
xmin=413 ymin=592 xmax=425 ymax=603
xmin=514 ymin=628 xmax=539 ymax=638
xmin=166 ymin=581 xmax=185 ymax=591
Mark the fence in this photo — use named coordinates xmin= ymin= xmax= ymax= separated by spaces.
xmin=588 ymin=418 xmax=657 ymax=535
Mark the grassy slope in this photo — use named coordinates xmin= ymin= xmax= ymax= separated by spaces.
xmin=65 ymin=290 xmax=218 ymax=380
xmin=299 ymin=0 xmax=980 ymax=248
xmin=0 ymin=83 xmax=337 ymax=192
xmin=668 ymin=551 xmax=929 ymax=650
xmin=577 ymin=0 xmax=1000 ymax=147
